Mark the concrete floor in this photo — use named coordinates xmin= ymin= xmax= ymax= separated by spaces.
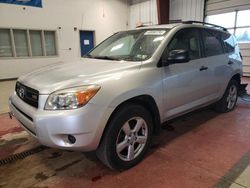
xmin=0 ymin=78 xmax=250 ymax=188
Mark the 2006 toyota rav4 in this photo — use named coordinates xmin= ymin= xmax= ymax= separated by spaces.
xmin=9 ymin=21 xmax=243 ymax=170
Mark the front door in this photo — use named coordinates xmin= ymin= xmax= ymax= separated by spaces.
xmin=162 ymin=28 xmax=210 ymax=120
xmin=80 ymin=30 xmax=94 ymax=56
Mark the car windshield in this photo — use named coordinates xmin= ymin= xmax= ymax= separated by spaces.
xmin=87 ymin=29 xmax=169 ymax=61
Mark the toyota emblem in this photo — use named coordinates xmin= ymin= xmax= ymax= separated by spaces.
xmin=19 ymin=87 xmax=25 ymax=99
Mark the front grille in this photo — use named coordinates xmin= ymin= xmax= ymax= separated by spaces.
xmin=16 ymin=82 xmax=39 ymax=108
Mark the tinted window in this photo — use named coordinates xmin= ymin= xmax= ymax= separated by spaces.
xmin=168 ymin=29 xmax=201 ymax=60
xmin=203 ymin=29 xmax=224 ymax=57
xmin=221 ymin=32 xmax=235 ymax=53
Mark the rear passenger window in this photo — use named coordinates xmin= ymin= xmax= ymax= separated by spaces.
xmin=168 ymin=29 xmax=201 ymax=60
xmin=203 ymin=29 xmax=224 ymax=57
xmin=221 ymin=32 xmax=235 ymax=53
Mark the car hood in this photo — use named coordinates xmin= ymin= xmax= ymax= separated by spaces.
xmin=18 ymin=58 xmax=141 ymax=94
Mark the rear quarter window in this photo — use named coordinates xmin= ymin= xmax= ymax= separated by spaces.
xmin=221 ymin=32 xmax=236 ymax=53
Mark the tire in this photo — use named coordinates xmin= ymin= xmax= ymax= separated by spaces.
xmin=96 ymin=104 xmax=153 ymax=170
xmin=214 ymin=79 xmax=238 ymax=113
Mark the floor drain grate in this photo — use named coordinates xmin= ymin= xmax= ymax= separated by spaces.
xmin=0 ymin=146 xmax=47 ymax=166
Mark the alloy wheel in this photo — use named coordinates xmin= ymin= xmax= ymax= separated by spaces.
xmin=227 ymin=85 xmax=237 ymax=110
xmin=116 ymin=117 xmax=148 ymax=161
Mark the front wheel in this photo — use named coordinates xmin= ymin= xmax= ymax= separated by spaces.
xmin=96 ymin=104 xmax=153 ymax=170
xmin=214 ymin=79 xmax=238 ymax=113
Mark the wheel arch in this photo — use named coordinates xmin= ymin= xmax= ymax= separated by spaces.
xmin=231 ymin=73 xmax=241 ymax=86
xmin=97 ymin=95 xmax=161 ymax=148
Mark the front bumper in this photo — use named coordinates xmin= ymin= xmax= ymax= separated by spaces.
xmin=9 ymin=93 xmax=113 ymax=151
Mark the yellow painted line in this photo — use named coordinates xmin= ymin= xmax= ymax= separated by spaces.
xmin=232 ymin=165 xmax=250 ymax=188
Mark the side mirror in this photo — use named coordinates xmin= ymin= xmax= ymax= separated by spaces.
xmin=167 ymin=49 xmax=190 ymax=64
xmin=159 ymin=49 xmax=190 ymax=67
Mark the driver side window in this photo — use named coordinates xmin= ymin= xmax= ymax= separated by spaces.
xmin=167 ymin=29 xmax=201 ymax=60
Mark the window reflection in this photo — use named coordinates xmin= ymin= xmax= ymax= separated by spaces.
xmin=237 ymin=10 xmax=250 ymax=27
xmin=206 ymin=10 xmax=250 ymax=43
xmin=206 ymin=12 xmax=235 ymax=28
xmin=235 ymin=28 xmax=250 ymax=42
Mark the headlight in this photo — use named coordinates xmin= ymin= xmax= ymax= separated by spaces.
xmin=45 ymin=85 xmax=100 ymax=110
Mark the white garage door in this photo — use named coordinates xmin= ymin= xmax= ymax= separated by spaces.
xmin=206 ymin=0 xmax=250 ymax=76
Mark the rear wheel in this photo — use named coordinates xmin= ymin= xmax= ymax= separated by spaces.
xmin=214 ymin=79 xmax=238 ymax=113
xmin=96 ymin=104 xmax=153 ymax=170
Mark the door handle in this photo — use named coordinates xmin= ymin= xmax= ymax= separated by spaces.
xmin=228 ymin=61 xmax=234 ymax=65
xmin=200 ymin=66 xmax=208 ymax=71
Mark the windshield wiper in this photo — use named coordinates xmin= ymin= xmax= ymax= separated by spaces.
xmin=91 ymin=56 xmax=121 ymax=61
xmin=122 ymin=56 xmax=143 ymax=61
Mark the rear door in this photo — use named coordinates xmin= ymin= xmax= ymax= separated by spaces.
xmin=200 ymin=28 xmax=231 ymax=99
xmin=221 ymin=32 xmax=241 ymax=79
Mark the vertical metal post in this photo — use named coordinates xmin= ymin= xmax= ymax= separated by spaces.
xmin=27 ymin=30 xmax=32 ymax=57
xmin=41 ymin=30 xmax=46 ymax=56
xmin=10 ymin=29 xmax=16 ymax=57
xmin=234 ymin=10 xmax=238 ymax=35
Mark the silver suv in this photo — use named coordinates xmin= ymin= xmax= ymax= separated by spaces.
xmin=9 ymin=21 xmax=243 ymax=170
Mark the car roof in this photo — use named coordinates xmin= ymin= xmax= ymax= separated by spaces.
xmin=133 ymin=21 xmax=229 ymax=34
xmin=135 ymin=23 xmax=180 ymax=29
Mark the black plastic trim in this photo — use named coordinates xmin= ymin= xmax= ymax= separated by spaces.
xmin=12 ymin=103 xmax=33 ymax=122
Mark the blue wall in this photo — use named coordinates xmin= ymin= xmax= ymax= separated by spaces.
xmin=0 ymin=0 xmax=42 ymax=8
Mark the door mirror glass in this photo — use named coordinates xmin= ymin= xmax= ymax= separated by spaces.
xmin=158 ymin=28 xmax=201 ymax=67
xmin=167 ymin=49 xmax=190 ymax=64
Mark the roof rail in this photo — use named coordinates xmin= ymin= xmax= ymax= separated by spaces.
xmin=182 ymin=20 xmax=228 ymax=31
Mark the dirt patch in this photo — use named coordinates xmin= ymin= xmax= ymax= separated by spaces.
xmin=0 ymin=127 xmax=23 ymax=137
xmin=55 ymin=159 xmax=81 ymax=172
xmin=35 ymin=172 xmax=49 ymax=181
xmin=0 ymin=137 xmax=28 ymax=148
xmin=48 ymin=152 xmax=62 ymax=159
